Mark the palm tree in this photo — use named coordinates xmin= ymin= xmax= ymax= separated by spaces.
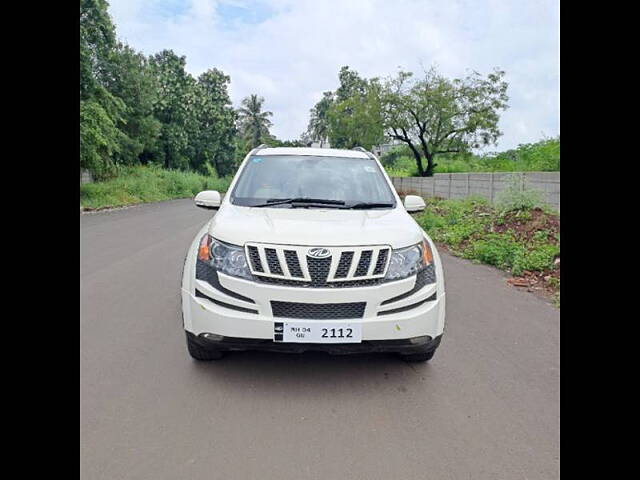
xmin=305 ymin=91 xmax=333 ymax=147
xmin=237 ymin=94 xmax=273 ymax=148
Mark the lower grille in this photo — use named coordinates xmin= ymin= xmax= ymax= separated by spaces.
xmin=271 ymin=301 xmax=366 ymax=319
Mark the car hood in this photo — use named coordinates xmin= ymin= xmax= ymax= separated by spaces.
xmin=208 ymin=204 xmax=424 ymax=249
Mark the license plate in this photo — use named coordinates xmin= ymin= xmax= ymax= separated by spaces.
xmin=274 ymin=321 xmax=362 ymax=343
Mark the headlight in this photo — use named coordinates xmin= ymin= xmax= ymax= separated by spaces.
xmin=197 ymin=234 xmax=252 ymax=280
xmin=384 ymin=239 xmax=434 ymax=281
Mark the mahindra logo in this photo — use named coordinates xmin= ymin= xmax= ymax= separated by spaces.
xmin=307 ymin=247 xmax=331 ymax=259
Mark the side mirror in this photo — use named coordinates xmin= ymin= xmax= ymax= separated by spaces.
xmin=194 ymin=190 xmax=221 ymax=209
xmin=404 ymin=195 xmax=426 ymax=212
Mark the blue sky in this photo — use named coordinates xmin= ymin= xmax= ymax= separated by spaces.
xmin=108 ymin=0 xmax=559 ymax=151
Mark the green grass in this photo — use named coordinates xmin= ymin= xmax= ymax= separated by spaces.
xmin=80 ymin=165 xmax=232 ymax=209
xmin=414 ymin=196 xmax=560 ymax=304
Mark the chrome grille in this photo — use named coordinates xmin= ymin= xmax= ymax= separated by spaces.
xmin=245 ymin=243 xmax=391 ymax=286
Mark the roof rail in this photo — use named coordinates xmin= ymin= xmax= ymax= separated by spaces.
xmin=352 ymin=146 xmax=377 ymax=160
xmin=248 ymin=143 xmax=269 ymax=156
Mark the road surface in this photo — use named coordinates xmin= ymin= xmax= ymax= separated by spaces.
xmin=80 ymin=199 xmax=559 ymax=480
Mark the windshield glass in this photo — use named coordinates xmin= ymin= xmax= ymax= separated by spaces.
xmin=230 ymin=155 xmax=397 ymax=208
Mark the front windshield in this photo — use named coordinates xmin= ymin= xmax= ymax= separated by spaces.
xmin=230 ymin=155 xmax=396 ymax=208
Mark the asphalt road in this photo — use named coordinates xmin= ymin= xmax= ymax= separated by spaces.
xmin=80 ymin=199 xmax=559 ymax=480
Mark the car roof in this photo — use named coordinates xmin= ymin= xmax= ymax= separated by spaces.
xmin=254 ymin=147 xmax=371 ymax=159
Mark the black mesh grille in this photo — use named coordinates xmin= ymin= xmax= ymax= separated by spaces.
xmin=271 ymin=301 xmax=366 ymax=319
xmin=334 ymin=252 xmax=354 ymax=278
xmin=247 ymin=246 xmax=263 ymax=273
xmin=265 ymin=248 xmax=283 ymax=275
xmin=378 ymin=292 xmax=437 ymax=316
xmin=284 ymin=250 xmax=303 ymax=277
xmin=381 ymin=264 xmax=436 ymax=305
xmin=373 ymin=249 xmax=389 ymax=274
xmin=307 ymin=257 xmax=331 ymax=285
xmin=354 ymin=250 xmax=373 ymax=277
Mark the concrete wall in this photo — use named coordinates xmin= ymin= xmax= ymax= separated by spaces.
xmin=80 ymin=169 xmax=93 ymax=184
xmin=391 ymin=172 xmax=560 ymax=211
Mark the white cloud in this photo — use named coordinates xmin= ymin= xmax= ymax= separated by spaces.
xmin=108 ymin=0 xmax=559 ymax=150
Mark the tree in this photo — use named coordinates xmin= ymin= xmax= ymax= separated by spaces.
xmin=102 ymin=42 xmax=161 ymax=165
xmin=265 ymin=138 xmax=305 ymax=147
xmin=149 ymin=50 xmax=199 ymax=170
xmin=326 ymin=78 xmax=385 ymax=150
xmin=305 ymin=91 xmax=333 ymax=146
xmin=80 ymin=0 xmax=116 ymax=100
xmin=381 ymin=67 xmax=509 ymax=176
xmin=80 ymin=95 xmax=126 ymax=179
xmin=335 ymin=66 xmax=367 ymax=103
xmin=312 ymin=66 xmax=384 ymax=149
xmin=237 ymin=94 xmax=273 ymax=148
xmin=80 ymin=0 xmax=125 ymax=179
xmin=193 ymin=69 xmax=237 ymax=175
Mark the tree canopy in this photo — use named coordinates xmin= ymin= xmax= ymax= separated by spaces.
xmin=381 ymin=67 xmax=509 ymax=176
xmin=304 ymin=66 xmax=384 ymax=150
xmin=80 ymin=0 xmax=241 ymax=179
xmin=304 ymin=65 xmax=509 ymax=176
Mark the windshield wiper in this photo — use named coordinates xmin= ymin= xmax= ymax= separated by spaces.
xmin=345 ymin=202 xmax=395 ymax=209
xmin=252 ymin=197 xmax=346 ymax=208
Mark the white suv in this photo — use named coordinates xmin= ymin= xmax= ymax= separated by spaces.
xmin=181 ymin=146 xmax=446 ymax=362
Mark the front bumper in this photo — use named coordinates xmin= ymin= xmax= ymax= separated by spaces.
xmin=182 ymin=269 xmax=446 ymax=343
xmin=188 ymin=331 xmax=443 ymax=355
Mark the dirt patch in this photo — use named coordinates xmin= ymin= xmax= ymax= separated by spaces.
xmin=492 ymin=207 xmax=560 ymax=305
xmin=507 ymin=265 xmax=560 ymax=302
xmin=492 ymin=207 xmax=560 ymax=241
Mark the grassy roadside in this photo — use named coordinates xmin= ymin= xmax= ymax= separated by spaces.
xmin=80 ymin=165 xmax=231 ymax=210
xmin=411 ymin=196 xmax=560 ymax=307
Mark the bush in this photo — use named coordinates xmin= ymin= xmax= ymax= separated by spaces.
xmin=495 ymin=174 xmax=545 ymax=212
xmin=385 ymin=156 xmax=419 ymax=177
xmin=463 ymin=233 xmax=523 ymax=269
xmin=379 ymin=145 xmax=413 ymax=167
xmin=80 ymin=165 xmax=232 ymax=209
xmin=511 ymin=243 xmax=560 ymax=276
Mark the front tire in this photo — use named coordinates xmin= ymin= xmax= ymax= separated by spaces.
xmin=186 ymin=333 xmax=225 ymax=361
